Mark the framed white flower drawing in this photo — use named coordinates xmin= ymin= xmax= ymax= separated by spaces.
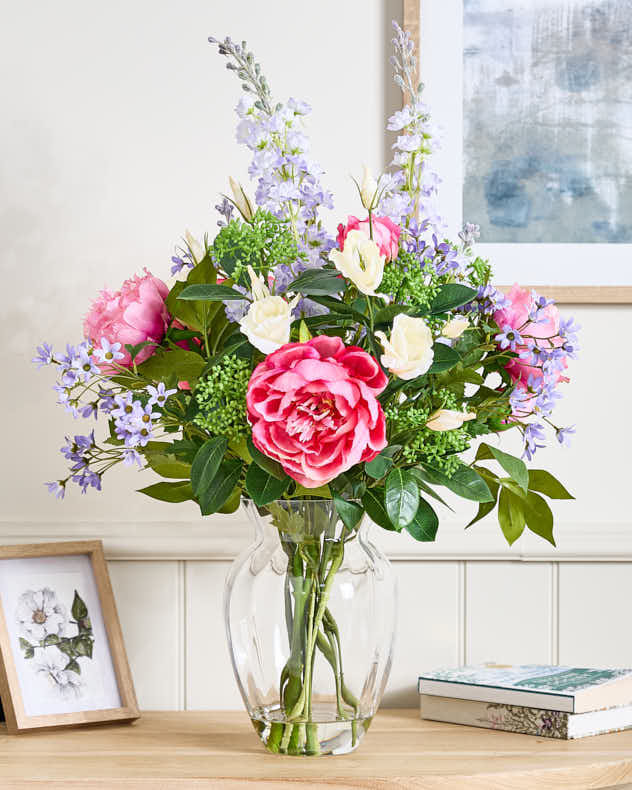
xmin=0 ymin=540 xmax=138 ymax=732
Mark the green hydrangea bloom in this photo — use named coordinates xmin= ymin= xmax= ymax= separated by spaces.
xmin=380 ymin=250 xmax=441 ymax=310
xmin=193 ymin=356 xmax=251 ymax=440
xmin=212 ymin=209 xmax=301 ymax=287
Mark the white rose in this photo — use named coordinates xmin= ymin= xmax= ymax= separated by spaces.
xmin=375 ymin=314 xmax=434 ymax=380
xmin=442 ymin=317 xmax=469 ymax=339
xmin=239 ymin=266 xmax=298 ymax=354
xmin=426 ymin=409 xmax=476 ymax=431
xmin=329 ymin=230 xmax=385 ymax=295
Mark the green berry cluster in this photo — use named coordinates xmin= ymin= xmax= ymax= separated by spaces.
xmin=386 ymin=390 xmax=470 ymax=474
xmin=211 ymin=209 xmax=300 ymax=287
xmin=193 ymin=356 xmax=251 ymax=440
xmin=380 ymin=250 xmax=441 ymax=309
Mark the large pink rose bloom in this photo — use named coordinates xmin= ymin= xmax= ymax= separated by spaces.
xmin=337 ymin=215 xmax=401 ymax=261
xmin=84 ymin=269 xmax=170 ymax=368
xmin=247 ymin=336 xmax=388 ymax=488
xmin=494 ymin=284 xmax=568 ymax=415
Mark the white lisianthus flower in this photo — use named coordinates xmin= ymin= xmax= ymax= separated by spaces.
xmin=359 ymin=164 xmax=378 ymax=210
xmin=375 ymin=314 xmax=434 ymax=380
xmin=16 ymin=588 xmax=67 ymax=642
xmin=239 ymin=266 xmax=299 ymax=354
xmin=329 ymin=230 xmax=385 ymax=295
xmin=426 ymin=409 xmax=476 ymax=432
xmin=228 ymin=177 xmax=254 ymax=221
xmin=442 ymin=317 xmax=469 ymax=339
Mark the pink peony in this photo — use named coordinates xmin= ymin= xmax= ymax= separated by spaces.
xmin=84 ymin=269 xmax=170 ymax=368
xmin=247 ymin=336 xmax=388 ymax=488
xmin=337 ymin=215 xmax=401 ymax=261
xmin=494 ymin=284 xmax=569 ymax=415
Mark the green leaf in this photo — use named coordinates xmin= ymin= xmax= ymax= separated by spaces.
xmin=427 ymin=343 xmax=460 ymax=374
xmin=73 ymin=636 xmax=93 ymax=658
xmin=365 ymin=446 xmax=401 ymax=480
xmin=373 ymin=305 xmax=414 ymax=325
xmin=144 ymin=452 xmax=192 ymax=480
xmin=19 ymin=637 xmax=32 ymax=651
xmin=65 ymin=659 xmax=81 ymax=675
xmin=405 ymin=498 xmax=439 ymax=541
xmin=524 ymin=491 xmax=556 ymax=546
xmin=287 ymin=269 xmax=345 ymax=295
xmin=137 ymin=348 xmax=205 ymax=386
xmin=298 ymin=320 xmax=312 ymax=342
xmin=333 ymin=494 xmax=364 ymax=531
xmin=498 ymin=487 xmax=526 ymax=545
xmin=137 ymin=480 xmax=194 ymax=503
xmin=361 ymin=488 xmax=396 ymax=531
xmin=71 ymin=591 xmax=88 ymax=621
xmin=246 ymin=437 xmax=286 ymax=481
xmin=199 ymin=460 xmax=243 ymax=515
xmin=466 ymin=474 xmax=499 ymax=528
xmin=408 ymin=468 xmax=455 ymax=512
xmin=245 ymin=463 xmax=291 ymax=506
xmin=190 ymin=437 xmax=228 ymax=498
xmin=528 ymin=470 xmax=574 ymax=500
xmin=218 ymin=486 xmax=241 ymax=514
xmin=291 ymin=483 xmax=332 ymax=498
xmin=19 ymin=637 xmax=34 ymax=658
xmin=178 ymin=283 xmax=248 ymax=301
xmin=42 ymin=633 xmax=61 ymax=646
xmin=385 ymin=469 xmax=420 ymax=529
xmin=423 ymin=463 xmax=494 ymax=503
xmin=57 ymin=640 xmax=75 ymax=657
xmin=170 ymin=438 xmax=203 ymax=463
xmin=429 ymin=284 xmax=478 ymax=314
xmin=477 ymin=443 xmax=528 ymax=493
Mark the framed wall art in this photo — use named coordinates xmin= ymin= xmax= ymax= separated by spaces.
xmin=404 ymin=0 xmax=632 ymax=303
xmin=0 ymin=540 xmax=139 ymax=732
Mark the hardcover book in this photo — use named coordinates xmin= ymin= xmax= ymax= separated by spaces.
xmin=418 ymin=664 xmax=632 ymax=714
xmin=420 ymin=694 xmax=632 ymax=739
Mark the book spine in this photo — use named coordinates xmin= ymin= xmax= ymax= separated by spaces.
xmin=420 ymin=695 xmax=569 ymax=739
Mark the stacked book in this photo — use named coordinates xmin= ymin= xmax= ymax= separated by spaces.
xmin=418 ymin=664 xmax=632 ymax=739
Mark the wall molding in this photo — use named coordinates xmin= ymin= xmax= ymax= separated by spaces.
xmin=0 ymin=518 xmax=630 ymax=561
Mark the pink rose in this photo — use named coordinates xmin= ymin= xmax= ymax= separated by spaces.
xmin=494 ymin=284 xmax=569 ymax=415
xmin=84 ymin=269 xmax=170 ymax=368
xmin=247 ymin=336 xmax=388 ymax=488
xmin=337 ymin=215 xmax=401 ymax=261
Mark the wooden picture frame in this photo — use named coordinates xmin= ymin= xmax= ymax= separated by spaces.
xmin=403 ymin=0 xmax=632 ymax=305
xmin=0 ymin=540 xmax=139 ymax=732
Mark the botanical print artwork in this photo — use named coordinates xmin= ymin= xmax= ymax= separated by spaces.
xmin=16 ymin=588 xmax=94 ymax=699
xmin=463 ymin=0 xmax=632 ymax=242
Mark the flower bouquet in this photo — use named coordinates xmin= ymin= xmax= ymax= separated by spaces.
xmin=35 ymin=22 xmax=578 ymax=755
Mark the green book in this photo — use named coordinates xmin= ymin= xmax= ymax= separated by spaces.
xmin=418 ymin=664 xmax=632 ymax=713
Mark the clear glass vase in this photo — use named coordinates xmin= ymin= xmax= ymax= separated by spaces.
xmin=224 ymin=499 xmax=397 ymax=756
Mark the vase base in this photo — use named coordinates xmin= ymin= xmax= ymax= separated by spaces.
xmin=250 ymin=712 xmax=373 ymax=756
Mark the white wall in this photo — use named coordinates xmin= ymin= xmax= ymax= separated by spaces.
xmin=1 ymin=0 xmax=631 ymax=710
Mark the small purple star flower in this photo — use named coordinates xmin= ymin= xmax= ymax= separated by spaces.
xmin=495 ymin=324 xmax=523 ymax=351
xmin=94 ymin=338 xmax=124 ymax=364
xmin=146 ymin=383 xmax=177 ymax=408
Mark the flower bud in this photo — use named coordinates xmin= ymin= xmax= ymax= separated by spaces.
xmin=228 ymin=177 xmax=254 ymax=221
xmin=359 ymin=164 xmax=378 ymax=210
xmin=442 ymin=317 xmax=469 ymax=339
xmin=425 ymin=409 xmax=476 ymax=432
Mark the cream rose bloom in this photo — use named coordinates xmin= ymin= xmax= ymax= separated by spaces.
xmin=239 ymin=267 xmax=299 ymax=354
xmin=329 ymin=230 xmax=385 ymax=295
xmin=426 ymin=409 xmax=476 ymax=431
xmin=375 ymin=314 xmax=434 ymax=380
xmin=442 ymin=317 xmax=469 ymax=339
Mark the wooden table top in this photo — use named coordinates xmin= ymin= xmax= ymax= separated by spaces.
xmin=1 ymin=708 xmax=632 ymax=788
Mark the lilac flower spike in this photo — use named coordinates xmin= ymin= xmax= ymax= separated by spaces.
xmin=45 ymin=481 xmax=65 ymax=500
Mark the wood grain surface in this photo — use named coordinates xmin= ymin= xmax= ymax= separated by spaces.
xmin=0 ymin=709 xmax=631 ymax=788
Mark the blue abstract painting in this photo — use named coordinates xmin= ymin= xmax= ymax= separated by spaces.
xmin=463 ymin=0 xmax=632 ymax=242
